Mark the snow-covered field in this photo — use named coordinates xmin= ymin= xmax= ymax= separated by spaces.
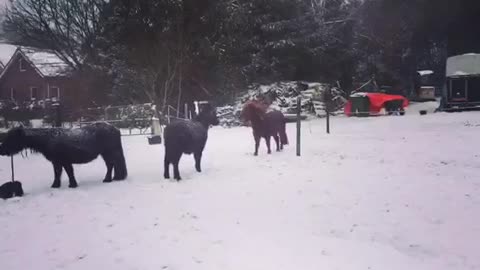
xmin=1 ymin=111 xmax=480 ymax=270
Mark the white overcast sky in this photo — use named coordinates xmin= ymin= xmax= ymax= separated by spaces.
xmin=0 ymin=0 xmax=7 ymax=18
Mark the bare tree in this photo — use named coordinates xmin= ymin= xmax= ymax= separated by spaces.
xmin=3 ymin=0 xmax=107 ymax=70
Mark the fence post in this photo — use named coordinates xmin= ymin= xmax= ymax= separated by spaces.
xmin=296 ymin=96 xmax=301 ymax=157
xmin=11 ymin=155 xmax=15 ymax=182
xmin=326 ymin=107 xmax=330 ymax=134
xmin=325 ymin=86 xmax=331 ymax=134
xmin=54 ymin=103 xmax=62 ymax=127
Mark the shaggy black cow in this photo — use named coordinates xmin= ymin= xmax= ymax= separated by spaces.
xmin=164 ymin=105 xmax=219 ymax=181
xmin=0 ymin=181 xmax=24 ymax=199
xmin=0 ymin=123 xmax=127 ymax=188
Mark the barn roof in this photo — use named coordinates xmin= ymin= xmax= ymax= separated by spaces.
xmin=19 ymin=46 xmax=72 ymax=77
xmin=0 ymin=45 xmax=73 ymax=80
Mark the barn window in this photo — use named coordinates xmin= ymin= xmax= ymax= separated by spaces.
xmin=49 ymin=86 xmax=60 ymax=100
xmin=19 ymin=58 xmax=26 ymax=71
xmin=30 ymin=87 xmax=39 ymax=100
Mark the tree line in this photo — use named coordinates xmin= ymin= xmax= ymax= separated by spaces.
xmin=2 ymin=0 xmax=479 ymax=109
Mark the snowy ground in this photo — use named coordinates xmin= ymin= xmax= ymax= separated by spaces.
xmin=1 ymin=111 xmax=480 ymax=270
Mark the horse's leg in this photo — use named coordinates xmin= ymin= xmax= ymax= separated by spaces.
xmin=164 ymin=154 xmax=171 ymax=179
xmin=101 ymin=153 xmax=114 ymax=183
xmin=254 ymin=134 xmax=260 ymax=156
xmin=194 ymin=151 xmax=202 ymax=172
xmin=63 ymin=164 xmax=78 ymax=188
xmin=51 ymin=162 xmax=63 ymax=188
xmin=173 ymin=153 xmax=183 ymax=181
xmin=265 ymin=135 xmax=272 ymax=154
xmin=274 ymin=134 xmax=280 ymax=151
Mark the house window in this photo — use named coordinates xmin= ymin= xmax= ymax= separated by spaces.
xmin=19 ymin=58 xmax=26 ymax=71
xmin=10 ymin=88 xmax=15 ymax=101
xmin=49 ymin=86 xmax=60 ymax=100
xmin=30 ymin=87 xmax=39 ymax=100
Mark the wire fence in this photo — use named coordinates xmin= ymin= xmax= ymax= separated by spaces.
xmin=0 ymin=101 xmax=197 ymax=137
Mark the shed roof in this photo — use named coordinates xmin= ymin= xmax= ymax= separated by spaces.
xmin=446 ymin=53 xmax=480 ymax=77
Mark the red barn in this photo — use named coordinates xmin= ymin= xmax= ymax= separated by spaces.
xmin=0 ymin=46 xmax=86 ymax=109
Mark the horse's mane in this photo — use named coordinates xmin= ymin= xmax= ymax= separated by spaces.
xmin=241 ymin=100 xmax=268 ymax=122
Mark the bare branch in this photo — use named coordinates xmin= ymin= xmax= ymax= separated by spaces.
xmin=3 ymin=0 xmax=105 ymax=70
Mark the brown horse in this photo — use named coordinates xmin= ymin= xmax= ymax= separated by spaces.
xmin=241 ymin=100 xmax=289 ymax=156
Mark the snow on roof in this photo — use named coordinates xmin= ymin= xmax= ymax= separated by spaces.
xmin=19 ymin=46 xmax=72 ymax=77
xmin=417 ymin=70 xmax=434 ymax=76
xmin=446 ymin=53 xmax=480 ymax=77
xmin=0 ymin=43 xmax=17 ymax=67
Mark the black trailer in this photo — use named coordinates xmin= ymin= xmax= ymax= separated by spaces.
xmin=444 ymin=54 xmax=480 ymax=109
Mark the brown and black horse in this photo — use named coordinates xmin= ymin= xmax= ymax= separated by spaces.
xmin=241 ymin=100 xmax=289 ymax=156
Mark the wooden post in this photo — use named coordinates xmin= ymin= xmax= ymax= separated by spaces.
xmin=11 ymin=155 xmax=15 ymax=182
xmin=54 ymin=104 xmax=62 ymax=127
xmin=184 ymin=103 xmax=188 ymax=119
xmin=296 ymin=96 xmax=301 ymax=157
xmin=326 ymin=109 xmax=330 ymax=134
xmin=151 ymin=117 xmax=154 ymax=135
xmin=194 ymin=101 xmax=199 ymax=115
xmin=325 ymin=86 xmax=331 ymax=134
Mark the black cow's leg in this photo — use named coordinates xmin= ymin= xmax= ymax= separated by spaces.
xmin=63 ymin=164 xmax=78 ymax=188
xmin=194 ymin=151 xmax=202 ymax=172
xmin=51 ymin=163 xmax=63 ymax=188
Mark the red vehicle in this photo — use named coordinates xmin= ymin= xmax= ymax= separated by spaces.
xmin=344 ymin=92 xmax=409 ymax=117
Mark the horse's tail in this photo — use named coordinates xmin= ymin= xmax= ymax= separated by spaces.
xmin=280 ymin=118 xmax=289 ymax=145
xmin=112 ymin=133 xmax=128 ymax=180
